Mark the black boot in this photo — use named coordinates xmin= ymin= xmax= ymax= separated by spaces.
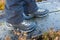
xmin=23 ymin=8 xmax=49 ymax=20
xmin=16 ymin=20 xmax=37 ymax=33
xmin=18 ymin=20 xmax=42 ymax=39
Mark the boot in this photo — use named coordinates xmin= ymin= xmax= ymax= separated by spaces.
xmin=15 ymin=20 xmax=37 ymax=33
xmin=7 ymin=20 xmax=42 ymax=39
xmin=18 ymin=20 xmax=42 ymax=39
xmin=23 ymin=8 xmax=49 ymax=20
